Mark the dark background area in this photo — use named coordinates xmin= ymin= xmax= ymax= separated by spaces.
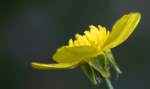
xmin=0 ymin=0 xmax=149 ymax=89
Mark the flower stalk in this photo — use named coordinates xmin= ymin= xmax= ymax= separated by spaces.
xmin=103 ymin=78 xmax=114 ymax=89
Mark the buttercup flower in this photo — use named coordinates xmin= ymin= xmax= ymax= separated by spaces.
xmin=32 ymin=12 xmax=141 ymax=86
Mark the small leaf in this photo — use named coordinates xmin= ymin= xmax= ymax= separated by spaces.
xmin=88 ymin=54 xmax=111 ymax=78
xmin=81 ymin=64 xmax=98 ymax=85
xmin=105 ymin=49 xmax=122 ymax=74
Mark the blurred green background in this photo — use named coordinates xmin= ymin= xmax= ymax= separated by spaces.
xmin=0 ymin=0 xmax=149 ymax=89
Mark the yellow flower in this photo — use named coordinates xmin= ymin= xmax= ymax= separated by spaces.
xmin=32 ymin=12 xmax=141 ymax=85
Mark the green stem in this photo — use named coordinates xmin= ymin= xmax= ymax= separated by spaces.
xmin=103 ymin=78 xmax=114 ymax=89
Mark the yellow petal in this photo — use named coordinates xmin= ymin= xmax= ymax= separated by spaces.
xmin=68 ymin=39 xmax=74 ymax=47
xmin=104 ymin=12 xmax=141 ymax=48
xmin=53 ymin=46 xmax=98 ymax=63
xmin=32 ymin=61 xmax=79 ymax=70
